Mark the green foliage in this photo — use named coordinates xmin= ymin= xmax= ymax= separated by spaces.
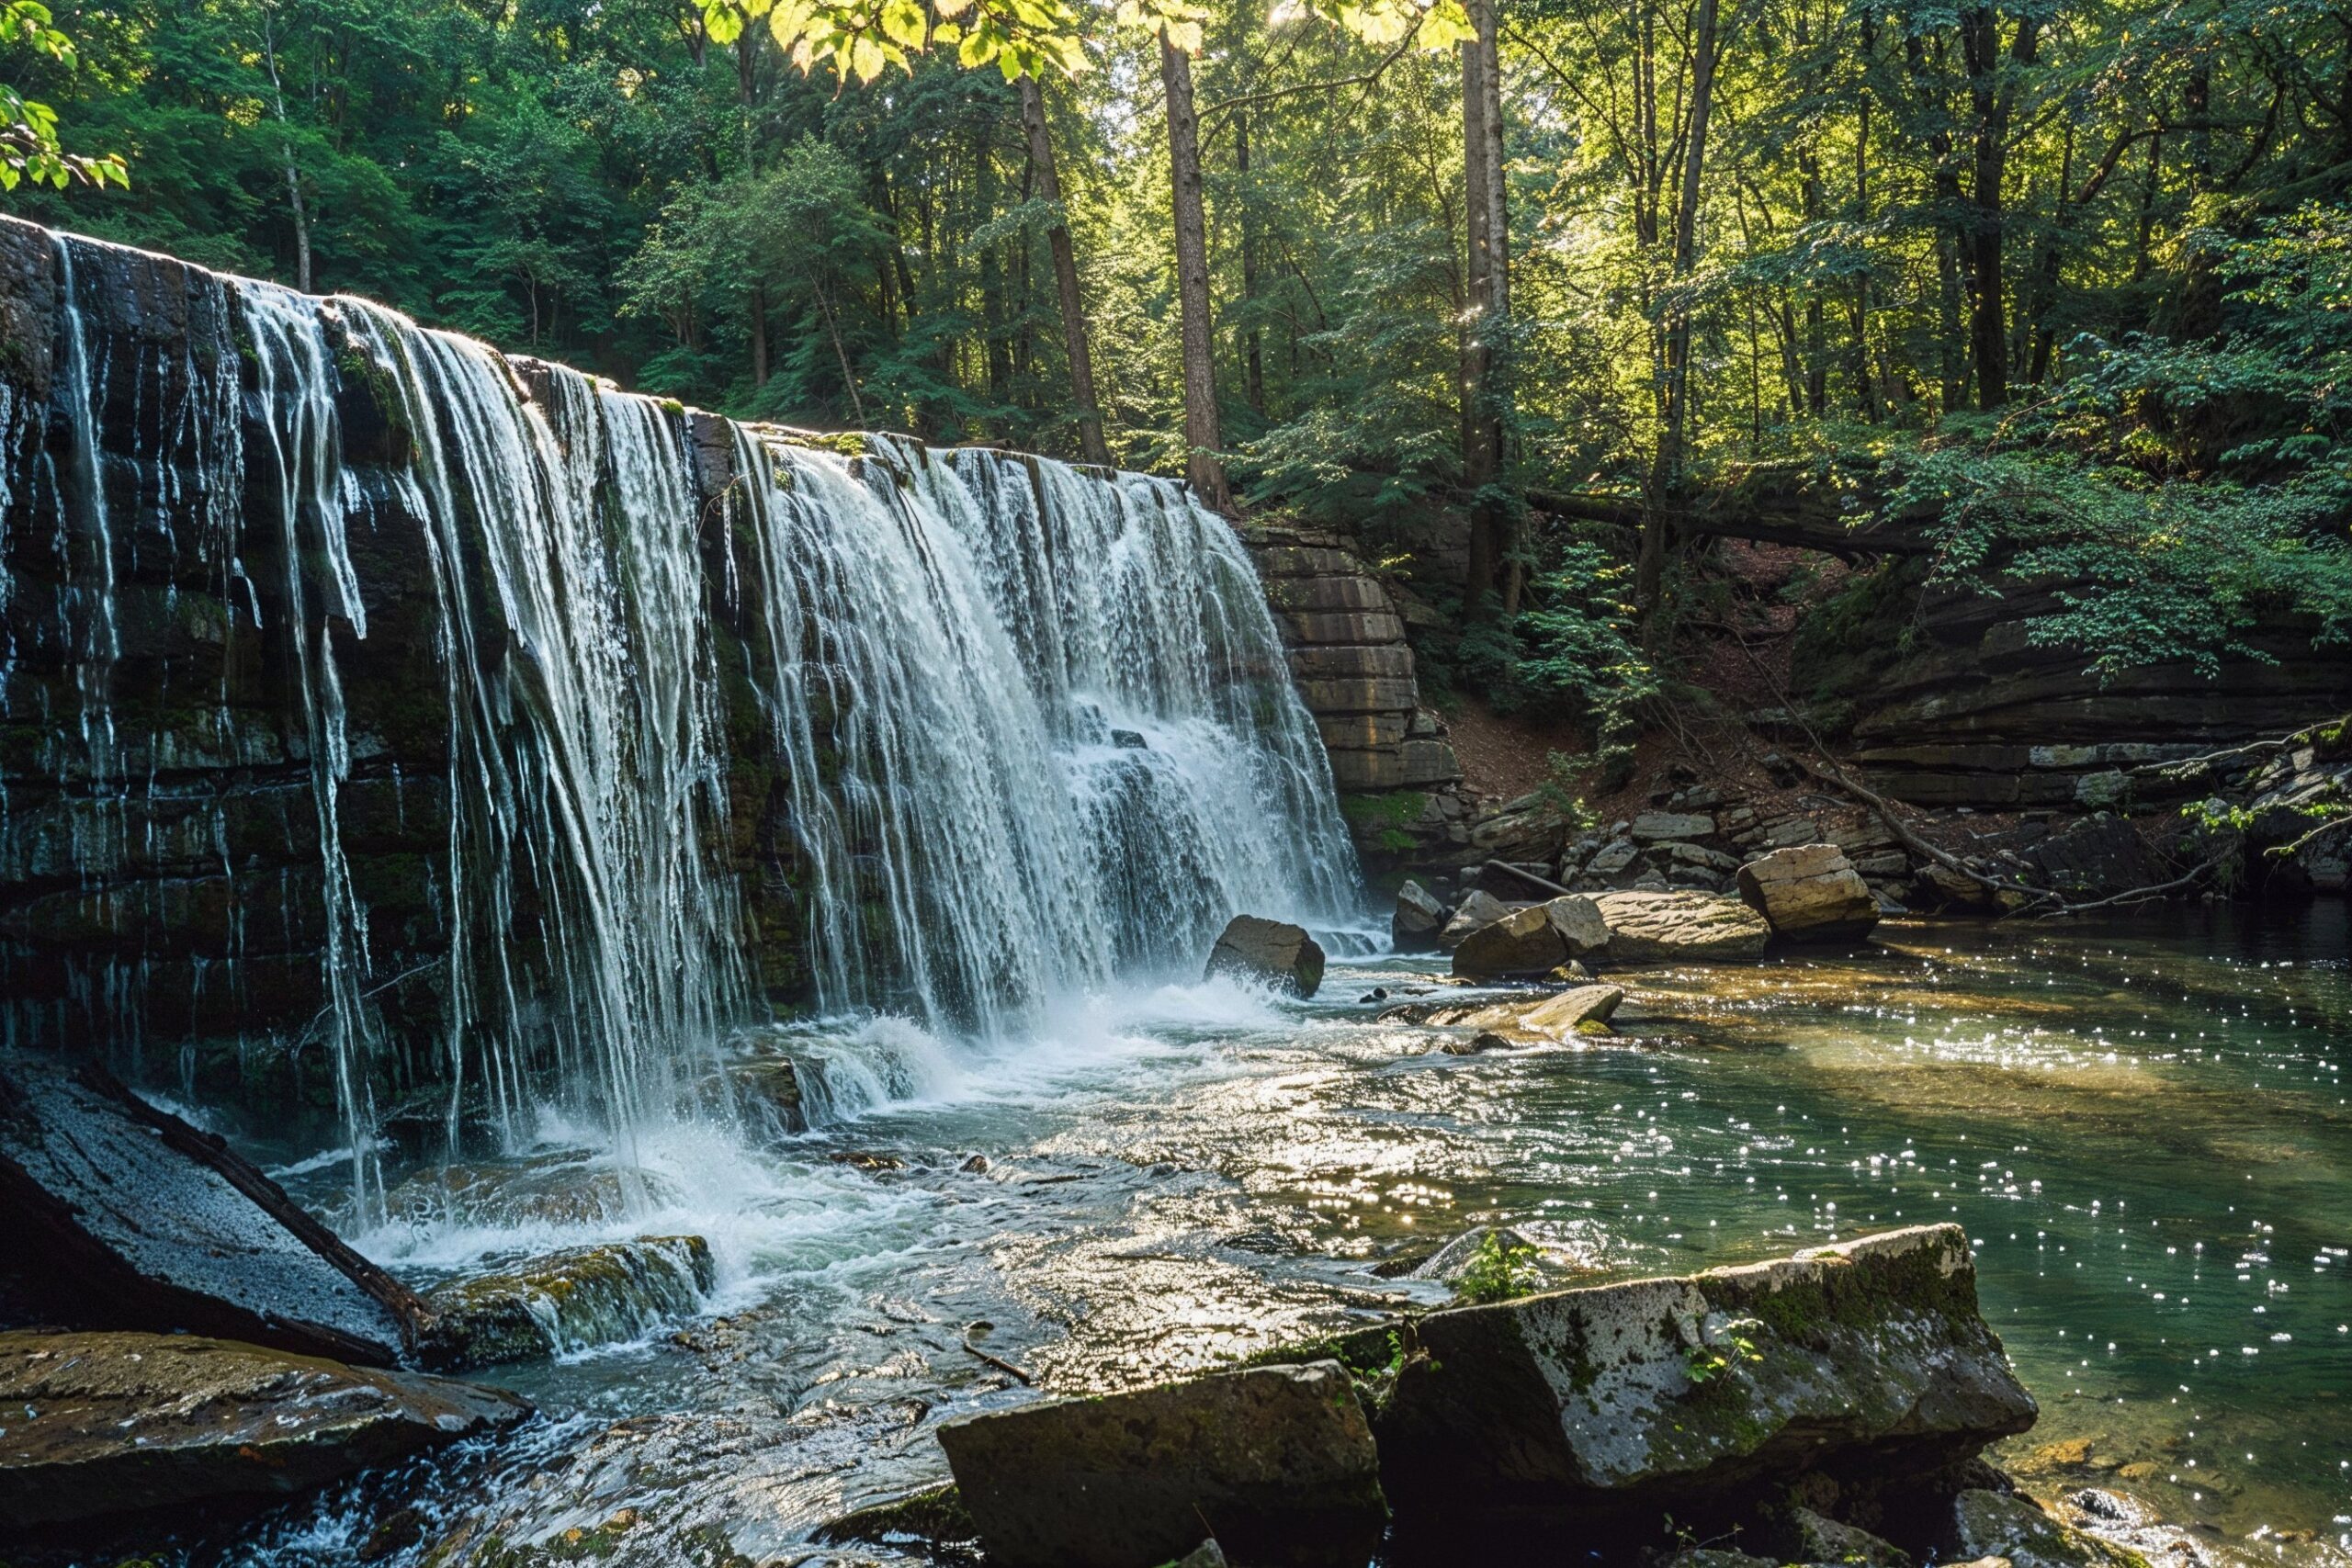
xmin=0 ymin=1 xmax=125 ymax=191
xmin=1453 ymin=1231 xmax=1542 ymax=1304
xmin=1684 ymin=1316 xmax=1764 ymax=1383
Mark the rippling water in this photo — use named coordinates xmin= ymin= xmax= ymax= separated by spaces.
xmin=202 ymin=907 xmax=2352 ymax=1566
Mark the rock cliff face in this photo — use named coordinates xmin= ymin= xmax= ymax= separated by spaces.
xmin=0 ymin=218 xmax=1363 ymax=1145
xmin=1794 ymin=563 xmax=2352 ymax=811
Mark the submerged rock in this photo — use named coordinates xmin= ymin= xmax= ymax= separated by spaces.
xmin=0 ymin=1330 xmax=529 ymax=1529
xmin=420 ymin=1235 xmax=716 ymax=1370
xmin=936 ymin=1359 xmax=1387 ymax=1568
xmin=1436 ymin=888 xmax=1511 ymax=951
xmin=1204 ymin=915 xmax=1327 ymax=998
xmin=1590 ymin=889 xmax=1770 ymax=961
xmin=1452 ymin=897 xmax=1610 ymax=979
xmin=1376 ymin=1224 xmax=2035 ymax=1532
xmin=1391 ymin=879 xmax=1447 ymax=951
xmin=1951 ymin=1489 xmax=2146 ymax=1568
xmin=1736 ymin=844 xmax=1881 ymax=942
xmin=0 ymin=1055 xmax=426 ymax=1366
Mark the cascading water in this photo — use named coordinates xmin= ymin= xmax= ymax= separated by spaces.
xmin=0 ymin=221 xmax=1363 ymax=1198
xmin=735 ymin=432 xmax=1361 ymax=1038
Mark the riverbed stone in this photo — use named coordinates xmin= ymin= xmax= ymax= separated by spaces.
xmin=1392 ymin=879 xmax=1447 ymax=951
xmin=1632 ymin=812 xmax=1717 ymax=842
xmin=1204 ymin=915 xmax=1326 ymax=998
xmin=0 ymin=1330 xmax=530 ymax=1529
xmin=420 ymin=1235 xmax=715 ymax=1370
xmin=1374 ymin=1224 xmax=2036 ymax=1532
xmin=1419 ymin=985 xmax=1626 ymax=1044
xmin=1590 ymin=890 xmax=1770 ymax=961
xmin=1736 ymin=844 xmax=1881 ymax=942
xmin=935 ymin=1359 xmax=1387 ymax=1568
xmin=1452 ymin=897 xmax=1609 ymax=979
xmin=1950 ymin=1490 xmax=2144 ymax=1568
xmin=1437 ymin=888 xmax=1511 ymax=950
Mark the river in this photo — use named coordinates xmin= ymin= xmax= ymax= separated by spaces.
xmin=192 ymin=904 xmax=2352 ymax=1567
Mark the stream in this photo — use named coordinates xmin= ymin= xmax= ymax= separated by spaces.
xmin=184 ymin=903 xmax=2352 ymax=1567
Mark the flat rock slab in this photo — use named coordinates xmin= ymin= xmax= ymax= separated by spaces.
xmin=1591 ymin=890 xmax=1770 ymax=961
xmin=1376 ymin=1224 xmax=2035 ymax=1525
xmin=937 ymin=1359 xmax=1386 ymax=1568
xmin=1204 ymin=915 xmax=1326 ymax=998
xmin=1419 ymin=985 xmax=1626 ymax=1044
xmin=0 ymin=1330 xmax=529 ymax=1528
xmin=421 ymin=1235 xmax=714 ymax=1369
xmin=0 ymin=1055 xmax=425 ymax=1366
xmin=1737 ymin=844 xmax=1881 ymax=942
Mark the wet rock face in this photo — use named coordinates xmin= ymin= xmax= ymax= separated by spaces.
xmin=0 ymin=1330 xmax=529 ymax=1529
xmin=419 ymin=1235 xmax=715 ymax=1371
xmin=936 ymin=1359 xmax=1387 ymax=1568
xmin=1374 ymin=1224 xmax=2037 ymax=1533
xmin=1736 ymin=843 xmax=1881 ymax=942
xmin=0 ymin=1055 xmax=425 ymax=1366
xmin=1591 ymin=889 xmax=1771 ymax=960
xmin=1391 ymin=878 xmax=1446 ymax=950
xmin=1204 ymin=914 xmax=1327 ymax=998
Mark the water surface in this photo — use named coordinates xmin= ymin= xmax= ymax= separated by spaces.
xmin=229 ymin=907 xmax=2352 ymax=1566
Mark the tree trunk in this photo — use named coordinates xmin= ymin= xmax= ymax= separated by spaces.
xmin=1461 ymin=0 xmax=1514 ymax=614
xmin=750 ymin=283 xmax=769 ymax=389
xmin=1237 ymin=107 xmax=1267 ymax=419
xmin=1961 ymin=5 xmax=2039 ymax=410
xmin=1639 ymin=0 xmax=1720 ymax=629
xmin=1018 ymin=76 xmax=1109 ymax=462
xmin=260 ymin=9 xmax=312 ymax=293
xmin=1853 ymin=14 xmax=1880 ymax=420
xmin=1161 ymin=31 xmax=1229 ymax=510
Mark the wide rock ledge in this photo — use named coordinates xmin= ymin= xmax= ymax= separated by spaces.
xmin=936 ymin=1359 xmax=1387 ymax=1568
xmin=0 ymin=1330 xmax=530 ymax=1529
xmin=1374 ymin=1224 xmax=2036 ymax=1532
xmin=1204 ymin=915 xmax=1327 ymax=998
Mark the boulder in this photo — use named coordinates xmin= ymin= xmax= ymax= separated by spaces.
xmin=1790 ymin=1505 xmax=1913 ymax=1568
xmin=420 ymin=1235 xmax=715 ymax=1370
xmin=1590 ymin=890 xmax=1770 ymax=961
xmin=1437 ymin=889 xmax=1511 ymax=951
xmin=0 ymin=1055 xmax=426 ymax=1366
xmin=1204 ymin=915 xmax=1326 ymax=998
xmin=936 ymin=1359 xmax=1387 ymax=1568
xmin=1453 ymin=897 xmax=1610 ymax=979
xmin=0 ymin=1330 xmax=529 ymax=1529
xmin=1406 ymin=1225 xmax=1539 ymax=1285
xmin=1392 ymin=880 xmax=1447 ymax=951
xmin=1375 ymin=1225 xmax=2036 ymax=1530
xmin=1736 ymin=844 xmax=1881 ymax=942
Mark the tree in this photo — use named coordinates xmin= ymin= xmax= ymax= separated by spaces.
xmin=1161 ymin=27 xmax=1230 ymax=509
xmin=1 ymin=1 xmax=125 ymax=193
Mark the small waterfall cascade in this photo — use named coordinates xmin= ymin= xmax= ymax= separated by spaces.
xmin=0 ymin=220 xmax=1362 ymax=1187
xmin=736 ymin=434 xmax=1361 ymax=1035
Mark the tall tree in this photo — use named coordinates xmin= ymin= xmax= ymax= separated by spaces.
xmin=1018 ymin=73 xmax=1112 ymax=465
xmin=1162 ymin=28 xmax=1230 ymax=510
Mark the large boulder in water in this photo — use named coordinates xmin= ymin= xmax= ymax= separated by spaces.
xmin=1736 ymin=844 xmax=1880 ymax=942
xmin=1391 ymin=879 xmax=1447 ymax=951
xmin=1375 ymin=1225 xmax=2036 ymax=1534
xmin=1590 ymin=889 xmax=1770 ymax=961
xmin=1452 ymin=897 xmax=1609 ymax=979
xmin=937 ymin=1359 xmax=1387 ymax=1568
xmin=0 ymin=1055 xmax=426 ymax=1366
xmin=1416 ymin=985 xmax=1627 ymax=1044
xmin=0 ymin=1330 xmax=530 ymax=1529
xmin=1204 ymin=915 xmax=1326 ymax=998
xmin=420 ymin=1235 xmax=715 ymax=1370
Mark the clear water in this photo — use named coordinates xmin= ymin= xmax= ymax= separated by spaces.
xmin=174 ymin=905 xmax=2349 ymax=1568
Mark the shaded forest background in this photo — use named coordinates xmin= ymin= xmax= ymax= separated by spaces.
xmin=9 ymin=0 xmax=2352 ymax=757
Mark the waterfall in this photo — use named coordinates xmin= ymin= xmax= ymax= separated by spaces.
xmin=0 ymin=223 xmax=1362 ymax=1179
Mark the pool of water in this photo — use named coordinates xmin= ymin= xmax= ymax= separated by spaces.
xmin=198 ymin=907 xmax=2352 ymax=1565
